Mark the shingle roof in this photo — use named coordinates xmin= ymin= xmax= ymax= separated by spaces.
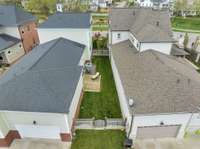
xmin=39 ymin=12 xmax=91 ymax=28
xmin=109 ymin=8 xmax=173 ymax=42
xmin=0 ymin=37 xmax=85 ymax=113
xmin=112 ymin=40 xmax=200 ymax=114
xmin=0 ymin=34 xmax=20 ymax=51
xmin=0 ymin=5 xmax=36 ymax=26
xmin=171 ymin=44 xmax=189 ymax=56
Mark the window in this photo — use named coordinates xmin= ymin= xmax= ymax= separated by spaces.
xmin=117 ymin=33 xmax=121 ymax=39
xmin=19 ymin=44 xmax=22 ymax=48
xmin=8 ymin=51 xmax=11 ymax=54
xmin=0 ymin=56 xmax=3 ymax=60
xmin=21 ymin=30 xmax=24 ymax=34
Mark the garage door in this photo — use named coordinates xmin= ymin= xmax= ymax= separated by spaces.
xmin=15 ymin=125 xmax=60 ymax=139
xmin=136 ymin=125 xmax=180 ymax=139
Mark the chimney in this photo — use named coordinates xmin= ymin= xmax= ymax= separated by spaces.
xmin=156 ymin=21 xmax=159 ymax=26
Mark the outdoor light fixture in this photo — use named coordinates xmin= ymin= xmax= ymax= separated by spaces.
xmin=160 ymin=121 xmax=164 ymax=125
xmin=33 ymin=120 xmax=37 ymax=125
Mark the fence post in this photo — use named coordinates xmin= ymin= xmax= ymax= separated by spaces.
xmin=105 ymin=117 xmax=107 ymax=127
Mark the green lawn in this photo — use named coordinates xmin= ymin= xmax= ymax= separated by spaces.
xmin=79 ymin=57 xmax=122 ymax=119
xmin=92 ymin=26 xmax=109 ymax=31
xmin=71 ymin=130 xmax=125 ymax=149
xmin=171 ymin=17 xmax=200 ymax=31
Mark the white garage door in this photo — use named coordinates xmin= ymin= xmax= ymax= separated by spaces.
xmin=15 ymin=125 xmax=60 ymax=139
xmin=136 ymin=125 xmax=180 ymax=139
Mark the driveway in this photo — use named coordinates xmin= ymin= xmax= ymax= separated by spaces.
xmin=0 ymin=139 xmax=70 ymax=149
xmin=134 ymin=138 xmax=200 ymax=149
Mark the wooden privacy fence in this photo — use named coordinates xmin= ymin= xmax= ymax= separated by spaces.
xmin=75 ymin=118 xmax=125 ymax=130
xmin=92 ymin=50 xmax=109 ymax=56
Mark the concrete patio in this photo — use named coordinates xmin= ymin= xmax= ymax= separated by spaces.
xmin=83 ymin=74 xmax=101 ymax=92
xmin=0 ymin=139 xmax=70 ymax=149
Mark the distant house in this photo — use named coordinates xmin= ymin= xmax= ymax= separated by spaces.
xmin=0 ymin=5 xmax=39 ymax=55
xmin=0 ymin=37 xmax=87 ymax=147
xmin=0 ymin=34 xmax=24 ymax=64
xmin=38 ymin=12 xmax=92 ymax=60
xmin=109 ymin=8 xmax=175 ymax=55
xmin=136 ymin=0 xmax=172 ymax=9
xmin=109 ymin=8 xmax=200 ymax=143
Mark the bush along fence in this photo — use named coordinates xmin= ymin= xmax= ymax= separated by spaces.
xmin=75 ymin=118 xmax=125 ymax=130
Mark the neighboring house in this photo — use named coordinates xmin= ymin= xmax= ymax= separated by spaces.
xmin=38 ymin=12 xmax=92 ymax=60
xmin=90 ymin=0 xmax=112 ymax=10
xmin=109 ymin=8 xmax=174 ymax=55
xmin=0 ymin=34 xmax=25 ymax=64
xmin=136 ymin=0 xmax=172 ymax=9
xmin=0 ymin=5 xmax=39 ymax=54
xmin=110 ymin=40 xmax=200 ymax=141
xmin=109 ymin=8 xmax=200 ymax=143
xmin=0 ymin=37 xmax=87 ymax=147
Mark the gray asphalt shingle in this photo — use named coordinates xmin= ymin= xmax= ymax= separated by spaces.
xmin=0 ymin=34 xmax=20 ymax=51
xmin=39 ymin=12 xmax=91 ymax=28
xmin=0 ymin=5 xmax=36 ymax=26
xmin=109 ymin=8 xmax=173 ymax=42
xmin=112 ymin=40 xmax=200 ymax=114
xmin=0 ymin=37 xmax=85 ymax=113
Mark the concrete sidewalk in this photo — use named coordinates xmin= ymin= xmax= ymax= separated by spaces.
xmin=135 ymin=138 xmax=200 ymax=149
xmin=0 ymin=139 xmax=71 ymax=149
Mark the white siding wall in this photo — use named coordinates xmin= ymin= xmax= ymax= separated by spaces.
xmin=0 ymin=113 xmax=9 ymax=138
xmin=0 ymin=111 xmax=70 ymax=134
xmin=38 ymin=28 xmax=92 ymax=59
xmin=67 ymin=73 xmax=83 ymax=129
xmin=4 ymin=42 xmax=25 ymax=64
xmin=111 ymin=31 xmax=129 ymax=44
xmin=187 ymin=113 xmax=200 ymax=132
xmin=0 ymin=27 xmax=20 ymax=38
xmin=110 ymin=53 xmax=130 ymax=119
xmin=140 ymin=42 xmax=172 ymax=55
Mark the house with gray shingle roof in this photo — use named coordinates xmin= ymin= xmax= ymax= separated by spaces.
xmin=38 ymin=12 xmax=92 ymax=60
xmin=109 ymin=8 xmax=200 ymax=144
xmin=0 ymin=34 xmax=24 ymax=64
xmin=0 ymin=5 xmax=39 ymax=56
xmin=109 ymin=8 xmax=175 ymax=55
xmin=0 ymin=37 xmax=87 ymax=147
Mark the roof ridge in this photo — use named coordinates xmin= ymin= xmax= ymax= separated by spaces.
xmin=29 ymin=38 xmax=61 ymax=70
xmin=150 ymin=51 xmax=200 ymax=84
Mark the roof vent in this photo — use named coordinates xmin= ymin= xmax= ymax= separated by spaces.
xmin=188 ymin=79 xmax=191 ymax=84
xmin=156 ymin=21 xmax=159 ymax=26
xmin=177 ymin=79 xmax=180 ymax=84
xmin=128 ymin=98 xmax=135 ymax=108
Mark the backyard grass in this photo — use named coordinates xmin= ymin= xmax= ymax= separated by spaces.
xmin=71 ymin=130 xmax=125 ymax=149
xmin=79 ymin=57 xmax=122 ymax=119
xmin=171 ymin=17 xmax=200 ymax=31
xmin=92 ymin=26 xmax=109 ymax=31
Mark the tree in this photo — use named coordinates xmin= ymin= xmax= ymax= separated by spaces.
xmin=63 ymin=0 xmax=89 ymax=12
xmin=174 ymin=0 xmax=188 ymax=16
xmin=26 ymin=0 xmax=57 ymax=16
xmin=0 ymin=0 xmax=22 ymax=7
xmin=183 ymin=32 xmax=189 ymax=49
xmin=193 ymin=0 xmax=200 ymax=16
xmin=192 ymin=36 xmax=200 ymax=51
